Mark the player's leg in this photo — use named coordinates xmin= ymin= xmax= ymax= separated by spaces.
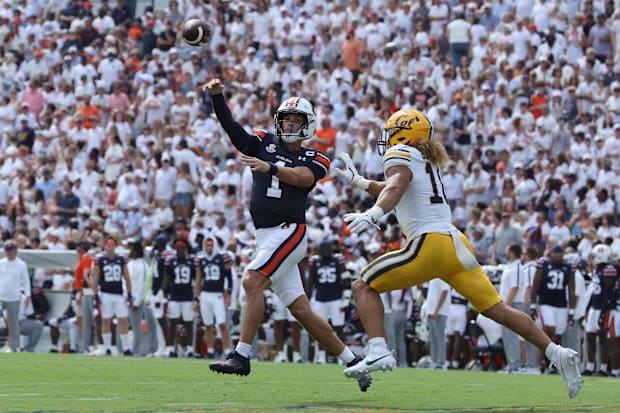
xmin=213 ymin=294 xmax=233 ymax=356
xmin=447 ymin=232 xmax=582 ymax=397
xmin=608 ymin=311 xmax=620 ymax=377
xmin=200 ymin=295 xmax=216 ymax=357
xmin=181 ymin=302 xmax=194 ymax=357
xmin=209 ymin=270 xmax=268 ymax=375
xmin=99 ymin=293 xmax=114 ymax=354
xmin=167 ymin=301 xmax=181 ymax=357
xmin=346 ymin=235 xmax=442 ymax=377
xmin=583 ymin=308 xmax=600 ymax=374
xmin=288 ymin=320 xmax=303 ymax=362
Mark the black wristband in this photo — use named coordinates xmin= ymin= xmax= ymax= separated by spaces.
xmin=268 ymin=162 xmax=278 ymax=175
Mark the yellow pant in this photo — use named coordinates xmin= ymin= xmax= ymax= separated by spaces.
xmin=362 ymin=232 xmax=501 ymax=312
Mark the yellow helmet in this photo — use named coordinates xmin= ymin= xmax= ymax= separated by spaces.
xmin=378 ymin=109 xmax=434 ymax=155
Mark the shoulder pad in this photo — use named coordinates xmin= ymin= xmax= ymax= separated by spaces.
xmin=253 ymin=129 xmax=267 ymax=140
xmin=382 ymin=145 xmax=422 ymax=165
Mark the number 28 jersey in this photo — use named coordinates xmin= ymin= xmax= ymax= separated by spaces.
xmin=94 ymin=254 xmax=127 ymax=295
xmin=383 ymin=145 xmax=454 ymax=239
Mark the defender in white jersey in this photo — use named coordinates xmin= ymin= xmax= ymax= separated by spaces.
xmin=336 ymin=109 xmax=583 ymax=398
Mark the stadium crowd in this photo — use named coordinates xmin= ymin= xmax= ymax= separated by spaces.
xmin=0 ymin=0 xmax=620 ymax=375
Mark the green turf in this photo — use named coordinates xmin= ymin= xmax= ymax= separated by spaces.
xmin=0 ymin=353 xmax=618 ymax=412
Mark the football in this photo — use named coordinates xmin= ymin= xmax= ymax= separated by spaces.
xmin=182 ymin=19 xmax=211 ymax=46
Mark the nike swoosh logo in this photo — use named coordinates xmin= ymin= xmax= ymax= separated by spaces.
xmin=365 ymin=354 xmax=391 ymax=366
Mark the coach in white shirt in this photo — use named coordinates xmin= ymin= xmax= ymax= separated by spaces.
xmin=0 ymin=240 xmax=31 ymax=352
xmin=499 ymin=244 xmax=526 ymax=371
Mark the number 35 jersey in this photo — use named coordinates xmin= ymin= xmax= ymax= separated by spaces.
xmin=383 ymin=145 xmax=454 ymax=240
xmin=249 ymin=130 xmax=330 ymax=229
xmin=94 ymin=254 xmax=127 ymax=295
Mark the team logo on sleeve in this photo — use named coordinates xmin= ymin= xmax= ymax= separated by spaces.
xmin=266 ymin=144 xmax=277 ymax=153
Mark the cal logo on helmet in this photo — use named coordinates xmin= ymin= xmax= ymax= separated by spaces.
xmin=378 ymin=109 xmax=433 ymax=155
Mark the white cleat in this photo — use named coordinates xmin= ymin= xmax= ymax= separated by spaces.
xmin=274 ymin=351 xmax=288 ymax=363
xmin=556 ymin=348 xmax=583 ymax=398
xmin=343 ymin=351 xmax=397 ymax=379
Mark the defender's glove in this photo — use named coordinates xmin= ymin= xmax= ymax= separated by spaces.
xmin=344 ymin=206 xmax=385 ymax=235
xmin=334 ymin=153 xmax=370 ymax=190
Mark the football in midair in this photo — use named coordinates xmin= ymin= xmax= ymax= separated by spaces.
xmin=182 ymin=19 xmax=211 ymax=46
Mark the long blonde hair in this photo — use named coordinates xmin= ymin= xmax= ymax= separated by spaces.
xmin=414 ymin=140 xmax=449 ymax=167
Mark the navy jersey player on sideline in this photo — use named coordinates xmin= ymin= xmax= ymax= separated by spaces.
xmin=308 ymin=240 xmax=351 ymax=363
xmin=163 ymin=238 xmax=198 ymax=357
xmin=583 ymin=244 xmax=617 ymax=375
xmin=194 ymin=237 xmax=234 ymax=358
xmin=150 ymin=234 xmax=174 ymax=356
xmin=90 ymin=238 xmax=133 ymax=356
xmin=530 ymin=245 xmax=576 ymax=358
xmin=204 ymin=78 xmax=371 ymax=391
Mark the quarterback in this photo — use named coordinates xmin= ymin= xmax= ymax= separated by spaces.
xmin=336 ymin=109 xmax=583 ymax=398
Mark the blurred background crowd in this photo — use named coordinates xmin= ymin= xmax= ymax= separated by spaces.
xmin=0 ymin=0 xmax=619 ymax=373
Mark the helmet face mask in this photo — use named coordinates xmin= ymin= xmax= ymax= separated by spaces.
xmin=378 ymin=109 xmax=434 ymax=155
xmin=274 ymin=97 xmax=316 ymax=143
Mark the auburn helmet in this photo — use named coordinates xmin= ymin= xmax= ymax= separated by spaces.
xmin=274 ymin=97 xmax=317 ymax=143
xmin=378 ymin=109 xmax=434 ymax=155
xmin=591 ymin=244 xmax=611 ymax=265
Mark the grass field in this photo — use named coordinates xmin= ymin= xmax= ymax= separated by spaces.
xmin=1 ymin=353 xmax=619 ymax=413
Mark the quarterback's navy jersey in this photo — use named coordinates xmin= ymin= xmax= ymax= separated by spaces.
xmin=94 ymin=254 xmax=127 ymax=295
xmin=309 ymin=254 xmax=346 ymax=302
xmin=165 ymin=255 xmax=198 ymax=301
xmin=198 ymin=252 xmax=233 ymax=293
xmin=535 ymin=258 xmax=572 ymax=307
xmin=212 ymin=94 xmax=330 ymax=228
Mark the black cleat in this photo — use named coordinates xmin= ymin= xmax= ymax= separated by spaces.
xmin=347 ymin=354 xmax=373 ymax=392
xmin=209 ymin=351 xmax=251 ymax=376
xmin=582 ymin=369 xmax=593 ymax=376
xmin=123 ymin=350 xmax=133 ymax=356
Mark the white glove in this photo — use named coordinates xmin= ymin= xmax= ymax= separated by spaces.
xmin=343 ymin=206 xmax=385 ymax=234
xmin=334 ymin=153 xmax=370 ymax=190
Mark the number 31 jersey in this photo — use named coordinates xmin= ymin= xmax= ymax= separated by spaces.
xmin=383 ymin=145 xmax=454 ymax=239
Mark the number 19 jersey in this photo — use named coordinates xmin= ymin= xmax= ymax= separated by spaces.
xmin=383 ymin=145 xmax=454 ymax=239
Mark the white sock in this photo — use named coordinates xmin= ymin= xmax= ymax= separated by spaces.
xmin=612 ymin=369 xmax=620 ymax=376
xmin=186 ymin=346 xmax=193 ymax=354
xmin=120 ymin=334 xmax=130 ymax=351
xmin=600 ymin=363 xmax=607 ymax=372
xmin=544 ymin=342 xmax=559 ymax=363
xmin=235 ymin=341 xmax=252 ymax=358
xmin=368 ymin=337 xmax=388 ymax=354
xmin=586 ymin=362 xmax=595 ymax=371
xmin=102 ymin=333 xmax=112 ymax=349
xmin=338 ymin=347 xmax=355 ymax=363
xmin=166 ymin=345 xmax=174 ymax=353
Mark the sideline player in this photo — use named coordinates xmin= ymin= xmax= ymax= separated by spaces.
xmin=195 ymin=237 xmax=234 ymax=358
xmin=90 ymin=238 xmax=133 ymax=356
xmin=308 ymin=240 xmax=351 ymax=363
xmin=336 ymin=109 xmax=583 ymax=398
xmin=204 ymin=78 xmax=371 ymax=391
xmin=163 ymin=238 xmax=198 ymax=357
